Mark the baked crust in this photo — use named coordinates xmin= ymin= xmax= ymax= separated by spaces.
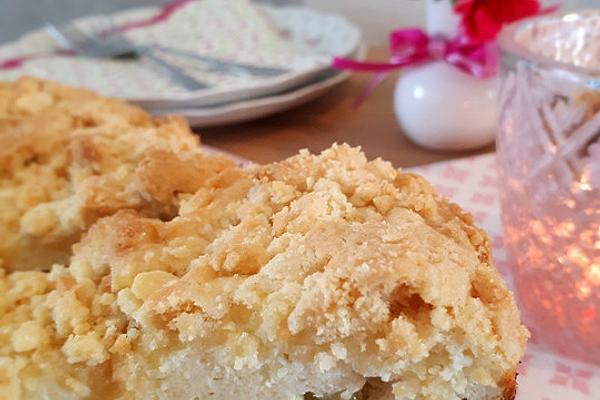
xmin=0 ymin=77 xmax=234 ymax=271
xmin=0 ymin=78 xmax=528 ymax=400
xmin=500 ymin=371 xmax=517 ymax=400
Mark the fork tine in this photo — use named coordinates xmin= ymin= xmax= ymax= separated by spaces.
xmin=72 ymin=25 xmax=113 ymax=54
xmin=45 ymin=24 xmax=75 ymax=48
xmin=66 ymin=25 xmax=95 ymax=46
xmin=49 ymin=24 xmax=88 ymax=49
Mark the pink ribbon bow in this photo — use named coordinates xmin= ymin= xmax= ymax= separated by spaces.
xmin=333 ymin=28 xmax=498 ymax=79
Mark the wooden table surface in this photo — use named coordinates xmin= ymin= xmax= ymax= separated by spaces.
xmin=200 ymin=48 xmax=493 ymax=169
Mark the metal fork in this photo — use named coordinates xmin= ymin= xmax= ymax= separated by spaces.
xmin=46 ymin=23 xmax=209 ymax=91
xmin=150 ymin=45 xmax=289 ymax=78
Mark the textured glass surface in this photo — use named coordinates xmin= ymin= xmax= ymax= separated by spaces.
xmin=497 ymin=11 xmax=600 ymax=364
xmin=514 ymin=11 xmax=600 ymax=71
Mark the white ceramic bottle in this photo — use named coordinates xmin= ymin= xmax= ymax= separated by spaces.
xmin=393 ymin=0 xmax=498 ymax=150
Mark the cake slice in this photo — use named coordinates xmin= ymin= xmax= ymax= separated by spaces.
xmin=0 ymin=77 xmax=234 ymax=271
xmin=0 ymin=143 xmax=528 ymax=400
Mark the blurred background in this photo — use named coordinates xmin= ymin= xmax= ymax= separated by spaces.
xmin=1 ymin=0 xmax=596 ymax=45
xmin=0 ymin=0 xmax=598 ymax=391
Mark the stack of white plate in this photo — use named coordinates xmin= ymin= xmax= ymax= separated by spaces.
xmin=0 ymin=0 xmax=363 ymax=127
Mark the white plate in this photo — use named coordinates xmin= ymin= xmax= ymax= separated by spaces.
xmin=153 ymin=67 xmax=349 ymax=128
xmin=0 ymin=0 xmax=361 ymax=108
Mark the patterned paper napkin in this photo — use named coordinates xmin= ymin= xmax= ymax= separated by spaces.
xmin=409 ymin=154 xmax=600 ymax=400
xmin=0 ymin=0 xmax=359 ymax=102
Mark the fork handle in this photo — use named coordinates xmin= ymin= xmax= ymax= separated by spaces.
xmin=142 ymin=52 xmax=208 ymax=91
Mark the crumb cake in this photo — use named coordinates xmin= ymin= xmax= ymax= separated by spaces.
xmin=0 ymin=77 xmax=234 ymax=271
xmin=0 ymin=79 xmax=528 ymax=400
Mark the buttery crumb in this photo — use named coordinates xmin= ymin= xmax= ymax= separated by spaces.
xmin=0 ymin=77 xmax=234 ymax=272
xmin=0 ymin=78 xmax=527 ymax=400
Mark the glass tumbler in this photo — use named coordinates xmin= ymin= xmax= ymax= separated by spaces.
xmin=496 ymin=10 xmax=600 ymax=364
